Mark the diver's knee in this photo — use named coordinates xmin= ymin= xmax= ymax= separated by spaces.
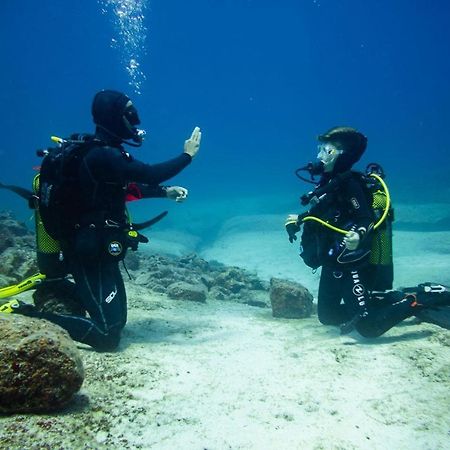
xmin=319 ymin=316 xmax=340 ymax=326
xmin=318 ymin=311 xmax=342 ymax=326
xmin=93 ymin=329 xmax=122 ymax=352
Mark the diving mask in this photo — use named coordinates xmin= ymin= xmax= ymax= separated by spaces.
xmin=317 ymin=143 xmax=342 ymax=171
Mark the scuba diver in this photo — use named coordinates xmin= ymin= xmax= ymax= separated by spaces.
xmin=285 ymin=126 xmax=450 ymax=337
xmin=0 ymin=89 xmax=202 ymax=351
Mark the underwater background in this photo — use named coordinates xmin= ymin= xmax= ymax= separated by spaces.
xmin=1 ymin=0 xmax=450 ymax=248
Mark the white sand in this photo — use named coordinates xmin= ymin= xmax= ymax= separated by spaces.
xmin=2 ymin=287 xmax=449 ymax=450
xmin=1 ymin=208 xmax=450 ymax=449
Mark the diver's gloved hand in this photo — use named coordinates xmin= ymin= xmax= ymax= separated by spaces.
xmin=340 ymin=309 xmax=368 ymax=335
xmin=165 ymin=186 xmax=188 ymax=202
xmin=285 ymin=215 xmax=300 ymax=243
xmin=343 ymin=230 xmax=360 ymax=251
xmin=184 ymin=126 xmax=202 ymax=159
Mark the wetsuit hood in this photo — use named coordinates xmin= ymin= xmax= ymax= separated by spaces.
xmin=92 ymin=90 xmax=141 ymax=142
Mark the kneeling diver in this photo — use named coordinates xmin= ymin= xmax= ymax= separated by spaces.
xmin=285 ymin=126 xmax=450 ymax=336
xmin=0 ymin=90 xmax=202 ymax=351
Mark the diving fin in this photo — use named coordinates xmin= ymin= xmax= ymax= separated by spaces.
xmin=0 ymin=299 xmax=35 ymax=315
xmin=402 ymin=282 xmax=449 ymax=295
xmin=401 ymin=282 xmax=450 ymax=308
xmin=401 ymin=282 xmax=450 ymax=330
xmin=0 ymin=181 xmax=33 ymax=201
xmin=415 ymin=306 xmax=450 ymax=330
xmin=0 ymin=273 xmax=46 ymax=299
xmin=133 ymin=211 xmax=168 ymax=231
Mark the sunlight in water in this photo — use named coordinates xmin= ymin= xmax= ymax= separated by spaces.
xmin=99 ymin=0 xmax=148 ymax=95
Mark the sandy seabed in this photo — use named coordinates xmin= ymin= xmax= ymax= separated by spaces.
xmin=1 ymin=208 xmax=450 ymax=450
xmin=1 ymin=284 xmax=449 ymax=450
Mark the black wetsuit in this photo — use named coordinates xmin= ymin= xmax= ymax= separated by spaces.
xmin=32 ymin=140 xmax=191 ymax=350
xmin=312 ymin=172 xmax=416 ymax=337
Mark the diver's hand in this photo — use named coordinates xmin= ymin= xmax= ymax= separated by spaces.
xmin=184 ymin=126 xmax=202 ymax=159
xmin=285 ymin=214 xmax=300 ymax=243
xmin=343 ymin=230 xmax=360 ymax=251
xmin=165 ymin=186 xmax=188 ymax=202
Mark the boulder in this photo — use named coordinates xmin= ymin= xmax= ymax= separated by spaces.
xmin=0 ymin=314 xmax=84 ymax=414
xmin=269 ymin=278 xmax=313 ymax=319
xmin=167 ymin=281 xmax=207 ymax=303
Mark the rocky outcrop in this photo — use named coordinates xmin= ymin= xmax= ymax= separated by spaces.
xmin=0 ymin=213 xmax=314 ymax=315
xmin=129 ymin=253 xmax=270 ymax=306
xmin=269 ymin=278 xmax=313 ymax=318
xmin=0 ymin=314 xmax=84 ymax=414
xmin=0 ymin=211 xmax=37 ymax=284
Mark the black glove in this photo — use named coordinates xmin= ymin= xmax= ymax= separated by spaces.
xmin=285 ymin=220 xmax=300 ymax=243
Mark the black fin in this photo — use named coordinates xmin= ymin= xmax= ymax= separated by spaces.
xmin=415 ymin=306 xmax=450 ymax=330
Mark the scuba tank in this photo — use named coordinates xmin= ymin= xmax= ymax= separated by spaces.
xmin=32 ymin=174 xmax=67 ymax=278
xmin=365 ymin=163 xmax=394 ymax=290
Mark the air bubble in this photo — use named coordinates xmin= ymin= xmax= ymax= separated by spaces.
xmin=99 ymin=0 xmax=148 ymax=95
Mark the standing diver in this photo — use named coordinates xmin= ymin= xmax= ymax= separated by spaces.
xmin=1 ymin=89 xmax=202 ymax=351
xmin=285 ymin=126 xmax=450 ymax=337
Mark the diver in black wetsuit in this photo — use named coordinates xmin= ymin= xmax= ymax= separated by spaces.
xmin=8 ymin=90 xmax=202 ymax=350
xmin=286 ymin=126 xmax=450 ymax=337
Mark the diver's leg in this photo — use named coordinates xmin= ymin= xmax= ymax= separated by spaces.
xmin=317 ymin=267 xmax=349 ymax=325
xmin=355 ymin=282 xmax=450 ymax=337
xmin=355 ymin=291 xmax=415 ymax=338
xmin=341 ymin=267 xmax=371 ymax=318
xmin=337 ymin=267 xmax=373 ymax=334
xmin=68 ymin=257 xmax=127 ymax=349
xmin=24 ymin=258 xmax=127 ymax=351
xmin=338 ymin=264 xmax=415 ymax=337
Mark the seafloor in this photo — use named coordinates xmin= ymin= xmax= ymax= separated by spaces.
xmin=0 ymin=204 xmax=450 ymax=449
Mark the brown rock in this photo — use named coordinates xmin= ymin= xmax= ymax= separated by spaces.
xmin=269 ymin=278 xmax=313 ymax=319
xmin=0 ymin=314 xmax=84 ymax=414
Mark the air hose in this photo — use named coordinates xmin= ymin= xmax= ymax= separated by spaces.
xmin=300 ymin=173 xmax=390 ymax=234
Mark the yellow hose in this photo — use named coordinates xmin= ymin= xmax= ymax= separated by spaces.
xmin=301 ymin=173 xmax=391 ymax=234
xmin=302 ymin=216 xmax=348 ymax=235
xmin=370 ymin=173 xmax=390 ymax=230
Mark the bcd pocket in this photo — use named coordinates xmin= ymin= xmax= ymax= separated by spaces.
xmin=300 ymin=221 xmax=330 ymax=269
xmin=74 ymin=225 xmax=102 ymax=261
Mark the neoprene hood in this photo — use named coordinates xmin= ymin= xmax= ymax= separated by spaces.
xmin=92 ymin=90 xmax=141 ymax=141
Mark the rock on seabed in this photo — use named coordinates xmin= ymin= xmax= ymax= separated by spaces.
xmin=0 ymin=314 xmax=84 ymax=414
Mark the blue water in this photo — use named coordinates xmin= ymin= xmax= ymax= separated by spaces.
xmin=1 ymin=0 xmax=450 ymax=229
